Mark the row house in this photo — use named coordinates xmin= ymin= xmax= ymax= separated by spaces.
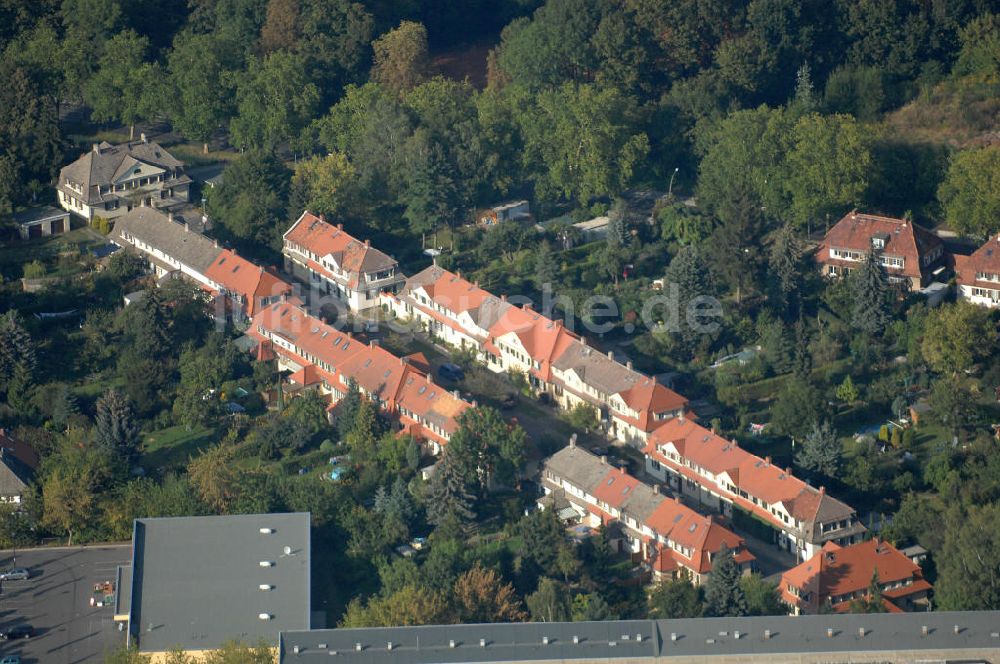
xmin=282 ymin=212 xmax=404 ymax=312
xmin=540 ymin=442 xmax=754 ymax=585
xmin=384 ymin=266 xmax=688 ymax=446
xmin=112 ymin=207 xmax=293 ymax=323
xmin=250 ymin=302 xmax=471 ymax=453
xmin=955 ymin=234 xmax=1000 ymax=308
xmin=816 ymin=211 xmax=944 ymax=290
xmin=643 ymin=417 xmax=865 ymax=561
xmin=58 ymin=136 xmax=190 ymax=221
xmin=780 ymin=538 xmax=931 ymax=615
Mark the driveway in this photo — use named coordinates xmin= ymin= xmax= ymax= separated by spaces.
xmin=0 ymin=545 xmax=130 ymax=664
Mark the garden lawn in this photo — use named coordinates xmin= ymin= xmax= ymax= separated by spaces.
xmin=142 ymin=424 xmax=219 ymax=472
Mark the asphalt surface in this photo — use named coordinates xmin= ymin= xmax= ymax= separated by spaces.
xmin=0 ymin=545 xmax=130 ymax=664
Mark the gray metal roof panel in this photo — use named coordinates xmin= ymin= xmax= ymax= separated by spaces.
xmin=279 ymin=612 xmax=1000 ymax=663
xmin=130 ymin=512 xmax=311 ymax=653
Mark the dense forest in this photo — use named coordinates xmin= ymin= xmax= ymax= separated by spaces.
xmin=2 ymin=0 xmax=1000 ymax=647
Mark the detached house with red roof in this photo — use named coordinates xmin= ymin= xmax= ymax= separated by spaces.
xmin=250 ymin=301 xmax=471 ymax=453
xmin=816 ymin=211 xmax=944 ymax=290
xmin=283 ymin=212 xmax=404 ymax=312
xmin=780 ymin=538 xmax=932 ymax=615
xmin=955 ymin=234 xmax=1000 ymax=308
xmin=643 ymin=417 xmax=865 ymax=560
xmin=540 ymin=442 xmax=754 ymax=585
xmin=385 ymin=266 xmax=687 ymax=446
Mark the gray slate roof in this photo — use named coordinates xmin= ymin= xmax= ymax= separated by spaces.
xmin=552 ymin=340 xmax=641 ymax=395
xmin=59 ymin=140 xmax=187 ymax=205
xmin=543 ymin=445 xmax=612 ymax=495
xmin=128 ymin=512 xmax=311 ymax=653
xmin=112 ymin=207 xmax=223 ymax=274
xmin=0 ymin=449 xmax=32 ymax=498
xmin=279 ymin=612 xmax=1000 ymax=663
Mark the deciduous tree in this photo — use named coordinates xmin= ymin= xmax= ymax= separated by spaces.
xmin=371 ymin=21 xmax=429 ymax=93
xmin=453 ymin=564 xmax=527 ymax=623
xmin=938 ymin=145 xmax=1000 ymax=239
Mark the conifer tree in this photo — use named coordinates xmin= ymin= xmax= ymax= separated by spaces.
xmin=795 ymin=420 xmax=842 ymax=477
xmin=606 ymin=199 xmax=629 ymax=248
xmin=534 ymin=240 xmax=555 ymax=290
xmin=851 ymin=247 xmax=892 ymax=336
xmin=703 ymin=546 xmax=748 ymax=617
xmin=426 ymin=448 xmax=475 ymax=532
xmin=94 ymin=389 xmax=141 ymax=461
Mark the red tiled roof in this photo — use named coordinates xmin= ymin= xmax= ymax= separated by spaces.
xmin=0 ymin=429 xmax=39 ymax=470
xmin=956 ymin=234 xmax=1000 ymax=290
xmin=283 ymin=212 xmax=397 ymax=280
xmin=816 ymin=211 xmax=943 ymax=281
xmin=781 ymin=538 xmax=928 ymax=612
xmin=592 ymin=468 xmax=642 ymax=509
xmin=205 ymin=249 xmax=293 ymax=317
xmin=645 ymin=418 xmax=857 ymax=529
xmin=250 ymin=302 xmax=471 ymax=446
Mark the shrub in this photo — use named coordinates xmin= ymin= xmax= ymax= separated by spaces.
xmin=22 ymin=259 xmax=45 ymax=279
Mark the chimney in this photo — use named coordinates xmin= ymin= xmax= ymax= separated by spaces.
xmin=140 ymin=132 xmax=147 ymax=143
xmin=500 ymin=294 xmax=507 ymax=302
xmin=456 ymin=270 xmax=461 ymax=279
xmin=785 ymin=467 xmax=792 ymax=475
xmin=765 ymin=456 xmax=771 ymax=465
xmin=607 ymin=351 xmax=614 ymax=359
xmin=600 ymin=455 xmax=608 ymax=465
xmin=337 ymin=223 xmax=343 ymax=230
xmin=365 ymin=239 xmax=370 ymax=247
xmin=569 ymin=433 xmax=577 ymax=448
xmin=474 ymin=281 xmax=480 ymax=288
xmin=524 ymin=302 xmax=532 ymax=312
xmin=184 ymin=222 xmax=189 ymax=233
xmin=214 ymin=238 xmax=219 ymax=248
xmin=819 ymin=486 xmax=825 ymax=495
xmin=319 ymin=213 xmax=326 ymax=223
xmin=652 ymin=484 xmax=660 ymax=495
xmin=92 ymin=143 xmax=100 ymax=154
xmin=626 ymin=360 xmax=633 ymax=370
xmin=167 ymin=211 xmax=174 ymax=223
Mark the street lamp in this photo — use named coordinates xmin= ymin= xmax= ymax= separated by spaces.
xmin=668 ymin=167 xmax=679 ymax=199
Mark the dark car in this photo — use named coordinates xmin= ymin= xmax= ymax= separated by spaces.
xmin=0 ymin=625 xmax=34 ymax=640
xmin=437 ymin=363 xmax=465 ymax=382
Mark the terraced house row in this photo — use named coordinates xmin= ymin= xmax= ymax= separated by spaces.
xmin=250 ymin=301 xmax=472 ymax=453
xmin=643 ymin=416 xmax=865 ymax=560
xmin=540 ymin=442 xmax=755 ymax=585
xmin=383 ymin=266 xmax=689 ymax=446
xmin=112 ymin=207 xmax=294 ymax=323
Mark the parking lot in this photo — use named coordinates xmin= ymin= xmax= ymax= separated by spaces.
xmin=0 ymin=545 xmax=130 ymax=664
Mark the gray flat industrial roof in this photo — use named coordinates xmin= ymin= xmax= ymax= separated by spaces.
xmin=130 ymin=512 xmax=311 ymax=653
xmin=280 ymin=611 xmax=1000 ymax=663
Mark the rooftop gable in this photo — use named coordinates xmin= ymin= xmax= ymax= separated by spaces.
xmin=283 ymin=212 xmax=397 ymax=276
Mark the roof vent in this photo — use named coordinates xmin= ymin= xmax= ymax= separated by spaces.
xmin=954 ymin=625 xmax=962 ymax=635
xmin=449 ymin=639 xmax=456 ymax=648
xmin=258 ymin=613 xmax=272 ymax=620
xmin=387 ymin=641 xmax=393 ymax=651
xmin=355 ymin=643 xmax=363 ymax=652
xmin=827 ymin=628 xmax=834 ymax=638
xmin=763 ymin=629 xmax=771 ymax=640
xmin=572 ymin=635 xmax=580 ymax=644
xmin=480 ymin=638 xmax=487 ymax=647
xmin=259 ymin=561 xmax=274 ymax=567
xmin=292 ymin=645 xmax=300 ymax=654
xmin=670 ymin=632 xmax=677 ymax=642
xmin=542 ymin=636 xmax=550 ymax=645
xmin=921 ymin=625 xmax=929 ymax=637
xmin=259 ymin=528 xmax=274 ymax=534
xmin=858 ymin=627 xmax=866 ymax=637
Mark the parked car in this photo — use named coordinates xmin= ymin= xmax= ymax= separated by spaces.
xmin=0 ymin=655 xmax=21 ymax=664
xmin=437 ymin=363 xmax=465 ymax=381
xmin=0 ymin=568 xmax=29 ymax=581
xmin=0 ymin=624 xmax=34 ymax=640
